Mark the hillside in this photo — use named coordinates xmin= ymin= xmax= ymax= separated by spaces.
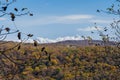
xmin=48 ymin=40 xmax=116 ymax=46
xmin=0 ymin=41 xmax=119 ymax=80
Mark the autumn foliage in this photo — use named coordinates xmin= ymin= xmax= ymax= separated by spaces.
xmin=0 ymin=43 xmax=120 ymax=80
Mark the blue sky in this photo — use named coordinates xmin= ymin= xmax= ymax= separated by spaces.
xmin=0 ymin=0 xmax=118 ymax=43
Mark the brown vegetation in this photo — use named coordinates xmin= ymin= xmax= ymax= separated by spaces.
xmin=0 ymin=42 xmax=120 ymax=80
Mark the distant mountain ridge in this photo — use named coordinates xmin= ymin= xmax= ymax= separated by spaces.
xmin=53 ymin=40 xmax=116 ymax=46
xmin=1 ymin=40 xmax=116 ymax=46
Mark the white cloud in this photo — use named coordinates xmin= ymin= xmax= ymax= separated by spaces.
xmin=15 ymin=14 xmax=113 ymax=27
xmin=16 ymin=14 xmax=94 ymax=26
xmin=90 ymin=19 xmax=112 ymax=24
xmin=58 ymin=14 xmax=93 ymax=20
xmin=53 ymin=14 xmax=94 ymax=24
xmin=0 ymin=18 xmax=6 ymax=21
xmin=2 ymin=15 xmax=111 ymax=25
xmin=77 ymin=26 xmax=103 ymax=31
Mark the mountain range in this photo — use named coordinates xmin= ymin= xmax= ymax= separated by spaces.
xmin=42 ymin=40 xmax=116 ymax=46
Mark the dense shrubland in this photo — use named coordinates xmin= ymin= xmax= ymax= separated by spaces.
xmin=0 ymin=43 xmax=120 ymax=80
